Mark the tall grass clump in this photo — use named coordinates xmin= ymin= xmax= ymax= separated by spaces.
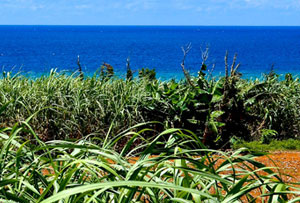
xmin=1 ymin=49 xmax=300 ymax=147
xmin=0 ymin=120 xmax=299 ymax=202
xmin=0 ymin=70 xmax=159 ymax=141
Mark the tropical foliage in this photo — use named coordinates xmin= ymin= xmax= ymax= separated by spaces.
xmin=0 ymin=121 xmax=299 ymax=202
xmin=1 ymin=63 xmax=300 ymax=148
xmin=1 ymin=50 xmax=300 ymax=201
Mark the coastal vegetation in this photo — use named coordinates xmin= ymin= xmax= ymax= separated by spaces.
xmin=0 ymin=121 xmax=300 ymax=202
xmin=1 ymin=59 xmax=300 ymax=148
xmin=1 ymin=51 xmax=300 ymax=201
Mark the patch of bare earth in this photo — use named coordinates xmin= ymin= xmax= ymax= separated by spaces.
xmin=39 ymin=151 xmax=300 ymax=201
xmin=254 ymin=151 xmax=300 ymax=182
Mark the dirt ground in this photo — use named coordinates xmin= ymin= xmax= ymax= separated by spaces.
xmin=254 ymin=151 xmax=300 ymax=182
xmin=40 ymin=151 xmax=300 ymax=201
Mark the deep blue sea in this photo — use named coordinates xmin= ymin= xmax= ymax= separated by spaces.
xmin=0 ymin=25 xmax=300 ymax=79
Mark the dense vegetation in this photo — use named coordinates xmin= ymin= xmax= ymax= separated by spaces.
xmin=1 ymin=51 xmax=300 ymax=201
xmin=0 ymin=121 xmax=299 ymax=202
xmin=1 ymin=60 xmax=300 ymax=149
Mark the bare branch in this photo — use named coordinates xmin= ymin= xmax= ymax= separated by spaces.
xmin=223 ymin=51 xmax=230 ymax=93
xmin=181 ymin=43 xmax=192 ymax=63
xmin=207 ymin=63 xmax=215 ymax=81
xmin=233 ymin=63 xmax=241 ymax=75
xmin=230 ymin=53 xmax=237 ymax=76
xmin=200 ymin=46 xmax=209 ymax=65
xmin=181 ymin=43 xmax=195 ymax=88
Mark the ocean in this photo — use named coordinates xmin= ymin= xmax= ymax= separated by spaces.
xmin=0 ymin=25 xmax=300 ymax=79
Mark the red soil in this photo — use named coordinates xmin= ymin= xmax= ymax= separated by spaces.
xmin=254 ymin=151 xmax=300 ymax=182
xmin=40 ymin=151 xmax=300 ymax=201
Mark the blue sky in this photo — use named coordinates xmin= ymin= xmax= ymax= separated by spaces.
xmin=1 ymin=0 xmax=300 ymax=25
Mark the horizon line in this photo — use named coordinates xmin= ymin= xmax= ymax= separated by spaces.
xmin=0 ymin=24 xmax=300 ymax=27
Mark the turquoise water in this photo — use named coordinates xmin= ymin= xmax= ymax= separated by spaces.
xmin=0 ymin=26 xmax=300 ymax=79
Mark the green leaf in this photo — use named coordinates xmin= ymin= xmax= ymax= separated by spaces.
xmin=41 ymin=181 xmax=214 ymax=203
